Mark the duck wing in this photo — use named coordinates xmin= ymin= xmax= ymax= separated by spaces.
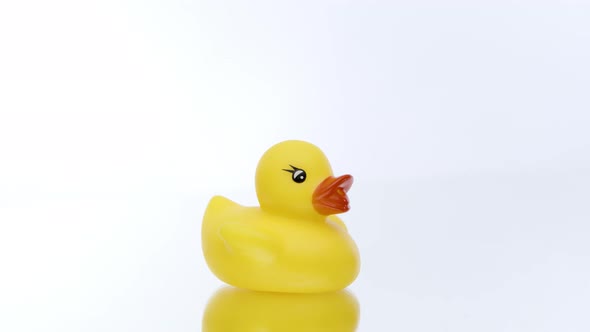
xmin=219 ymin=222 xmax=279 ymax=264
xmin=203 ymin=196 xmax=280 ymax=264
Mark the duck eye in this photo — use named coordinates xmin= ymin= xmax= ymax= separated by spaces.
xmin=283 ymin=165 xmax=307 ymax=183
xmin=292 ymin=169 xmax=306 ymax=183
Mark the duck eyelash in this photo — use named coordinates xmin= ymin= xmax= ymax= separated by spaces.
xmin=282 ymin=164 xmax=300 ymax=173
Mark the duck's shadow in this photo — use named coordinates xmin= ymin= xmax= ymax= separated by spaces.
xmin=202 ymin=286 xmax=360 ymax=332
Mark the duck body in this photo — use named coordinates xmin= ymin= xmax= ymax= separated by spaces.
xmin=202 ymin=195 xmax=360 ymax=293
xmin=201 ymin=140 xmax=361 ymax=293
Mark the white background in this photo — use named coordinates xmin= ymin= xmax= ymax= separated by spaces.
xmin=1 ymin=1 xmax=589 ymax=331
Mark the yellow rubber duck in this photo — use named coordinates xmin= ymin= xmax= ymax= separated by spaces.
xmin=202 ymin=140 xmax=360 ymax=293
xmin=202 ymin=286 xmax=360 ymax=332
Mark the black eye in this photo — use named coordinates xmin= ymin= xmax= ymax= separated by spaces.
xmin=292 ymin=169 xmax=306 ymax=183
xmin=283 ymin=165 xmax=307 ymax=183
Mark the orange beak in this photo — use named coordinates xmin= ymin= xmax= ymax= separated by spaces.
xmin=312 ymin=174 xmax=353 ymax=215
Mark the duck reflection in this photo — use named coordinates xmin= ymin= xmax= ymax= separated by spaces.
xmin=202 ymin=287 xmax=360 ymax=332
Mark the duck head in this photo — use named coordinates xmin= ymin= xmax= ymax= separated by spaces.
xmin=255 ymin=140 xmax=353 ymax=219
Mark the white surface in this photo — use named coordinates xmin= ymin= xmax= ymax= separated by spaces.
xmin=1 ymin=1 xmax=589 ymax=331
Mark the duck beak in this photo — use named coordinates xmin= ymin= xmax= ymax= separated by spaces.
xmin=312 ymin=174 xmax=353 ymax=215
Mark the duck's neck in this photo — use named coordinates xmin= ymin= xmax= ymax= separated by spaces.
xmin=261 ymin=208 xmax=327 ymax=223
